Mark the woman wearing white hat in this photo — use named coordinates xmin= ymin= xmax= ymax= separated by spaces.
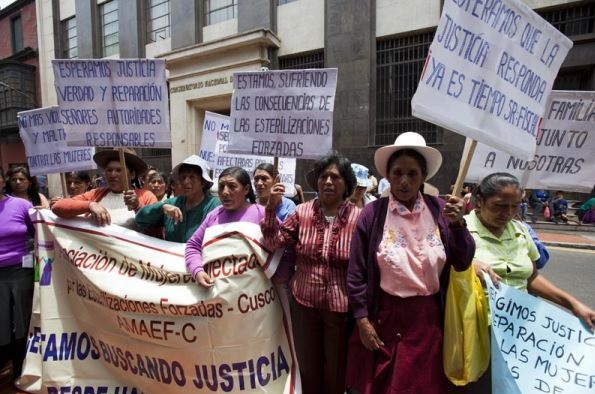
xmin=135 ymin=155 xmax=220 ymax=242
xmin=346 ymin=132 xmax=476 ymax=393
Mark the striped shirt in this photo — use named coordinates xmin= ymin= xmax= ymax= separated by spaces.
xmin=261 ymin=199 xmax=361 ymax=313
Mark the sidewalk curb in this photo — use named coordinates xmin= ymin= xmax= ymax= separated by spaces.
xmin=542 ymin=241 xmax=595 ymax=250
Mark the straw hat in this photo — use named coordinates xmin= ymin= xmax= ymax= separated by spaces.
xmin=93 ymin=148 xmax=148 ymax=176
xmin=374 ymin=132 xmax=442 ymax=180
xmin=172 ymin=155 xmax=214 ymax=188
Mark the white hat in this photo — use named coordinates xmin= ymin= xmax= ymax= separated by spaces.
xmin=172 ymin=155 xmax=213 ymax=187
xmin=374 ymin=132 xmax=442 ymax=180
xmin=351 ymin=163 xmax=370 ymax=188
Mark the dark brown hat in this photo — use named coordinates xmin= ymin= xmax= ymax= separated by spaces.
xmin=93 ymin=148 xmax=148 ymax=176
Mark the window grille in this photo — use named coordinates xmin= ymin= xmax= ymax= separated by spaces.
xmin=61 ymin=17 xmax=78 ymax=59
xmin=539 ymin=2 xmax=595 ymax=36
xmin=376 ymin=31 xmax=439 ymax=146
xmin=279 ymin=51 xmax=324 ymax=69
xmin=101 ymin=0 xmax=119 ymax=57
xmin=204 ymin=0 xmax=237 ymax=26
xmin=147 ymin=0 xmax=170 ymax=43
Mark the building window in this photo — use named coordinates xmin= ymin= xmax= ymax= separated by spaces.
xmin=278 ymin=0 xmax=298 ymax=5
xmin=11 ymin=15 xmax=24 ymax=53
xmin=204 ymin=0 xmax=237 ymax=25
xmin=61 ymin=17 xmax=78 ymax=59
xmin=539 ymin=3 xmax=595 ymax=36
xmin=554 ymin=67 xmax=594 ymax=90
xmin=147 ymin=0 xmax=170 ymax=43
xmin=376 ymin=32 xmax=439 ymax=146
xmin=100 ymin=0 xmax=119 ymax=57
xmin=279 ymin=50 xmax=324 ymax=69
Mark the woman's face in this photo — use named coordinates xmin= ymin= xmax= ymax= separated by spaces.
xmin=317 ymin=164 xmax=346 ymax=206
xmin=0 ymin=174 xmax=5 ymax=196
xmin=178 ymin=168 xmax=204 ymax=199
xmin=387 ymin=154 xmax=424 ymax=208
xmin=148 ymin=176 xmax=167 ymax=198
xmin=66 ymin=176 xmax=89 ymax=197
xmin=218 ymin=175 xmax=249 ymax=211
xmin=253 ymin=169 xmax=274 ymax=199
xmin=9 ymin=171 xmax=30 ymax=194
xmin=477 ymin=185 xmax=522 ymax=234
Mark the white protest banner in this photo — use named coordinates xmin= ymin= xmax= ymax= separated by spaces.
xmin=411 ymin=0 xmax=573 ymax=159
xmin=465 ymin=91 xmax=595 ymax=192
xmin=199 ymin=111 xmax=297 ymax=194
xmin=52 ymin=59 xmax=170 ymax=148
xmin=227 ymin=69 xmax=337 ymax=159
xmin=17 ymin=106 xmax=97 ymax=176
xmin=17 ymin=210 xmax=299 ymax=394
xmin=485 ymin=276 xmax=595 ymax=394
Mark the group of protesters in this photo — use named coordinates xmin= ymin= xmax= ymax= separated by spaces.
xmin=2 ymin=131 xmax=595 ymax=393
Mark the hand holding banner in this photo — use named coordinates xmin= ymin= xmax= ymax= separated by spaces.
xmin=52 ymin=59 xmax=171 ymax=148
xmin=465 ymin=91 xmax=595 ymax=192
xmin=485 ymin=275 xmax=595 ymax=394
xmin=412 ymin=0 xmax=572 ymax=159
xmin=227 ymin=69 xmax=337 ymax=159
xmin=18 ymin=106 xmax=96 ymax=176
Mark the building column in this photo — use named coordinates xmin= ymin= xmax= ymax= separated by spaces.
xmin=170 ymin=0 xmax=202 ymax=50
xmin=75 ymin=0 xmax=98 ymax=58
xmin=238 ymin=0 xmax=276 ymax=33
xmin=119 ymin=0 xmax=143 ymax=58
xmin=324 ymin=0 xmax=376 ymax=167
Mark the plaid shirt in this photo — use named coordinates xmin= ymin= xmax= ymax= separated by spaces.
xmin=262 ymin=199 xmax=360 ymax=313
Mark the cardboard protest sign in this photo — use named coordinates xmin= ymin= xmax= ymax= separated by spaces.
xmin=17 ymin=107 xmax=97 ymax=176
xmin=17 ymin=210 xmax=299 ymax=394
xmin=412 ymin=0 xmax=572 ymax=159
xmin=465 ymin=91 xmax=595 ymax=192
xmin=199 ymin=111 xmax=297 ymax=195
xmin=227 ymin=69 xmax=337 ymax=159
xmin=485 ymin=277 xmax=595 ymax=394
xmin=52 ymin=59 xmax=170 ymax=148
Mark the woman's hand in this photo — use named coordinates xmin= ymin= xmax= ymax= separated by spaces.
xmin=267 ymin=183 xmax=285 ymax=210
xmin=89 ymin=202 xmax=111 ymax=226
xmin=195 ymin=271 xmax=215 ymax=288
xmin=570 ymin=300 xmax=595 ymax=332
xmin=473 ymin=259 xmax=501 ymax=288
xmin=443 ymin=194 xmax=466 ymax=225
xmin=163 ymin=204 xmax=183 ymax=224
xmin=357 ymin=318 xmax=384 ymax=351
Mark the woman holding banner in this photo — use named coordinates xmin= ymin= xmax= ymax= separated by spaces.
xmin=185 ymin=166 xmax=264 ymax=286
xmin=136 ymin=156 xmax=220 ymax=242
xmin=464 ymin=172 xmax=595 ymax=393
xmin=52 ymin=148 xmax=157 ymax=230
xmin=0 ymin=168 xmax=35 ymax=380
xmin=262 ymin=152 xmax=360 ymax=394
xmin=346 ymin=132 xmax=475 ymax=394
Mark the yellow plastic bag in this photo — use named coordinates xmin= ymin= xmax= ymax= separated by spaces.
xmin=443 ymin=265 xmax=490 ymax=386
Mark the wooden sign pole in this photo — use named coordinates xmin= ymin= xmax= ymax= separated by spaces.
xmin=452 ymin=138 xmax=477 ymax=197
xmin=60 ymin=173 xmax=68 ymax=197
xmin=119 ymin=148 xmax=130 ymax=190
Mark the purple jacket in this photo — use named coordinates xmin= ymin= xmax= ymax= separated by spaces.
xmin=347 ymin=195 xmax=475 ymax=320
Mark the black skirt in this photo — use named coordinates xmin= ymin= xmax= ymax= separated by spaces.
xmin=0 ymin=265 xmax=34 ymax=345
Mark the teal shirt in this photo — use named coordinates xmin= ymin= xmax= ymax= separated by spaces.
xmin=135 ymin=195 xmax=220 ymax=243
